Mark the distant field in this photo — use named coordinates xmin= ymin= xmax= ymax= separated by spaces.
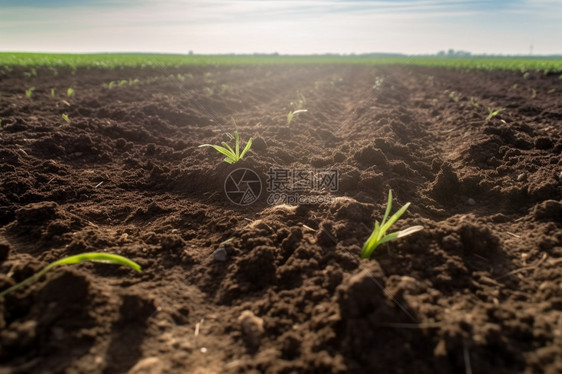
xmin=1 ymin=52 xmax=562 ymax=72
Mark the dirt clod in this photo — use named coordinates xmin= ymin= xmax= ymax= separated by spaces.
xmin=238 ymin=310 xmax=264 ymax=352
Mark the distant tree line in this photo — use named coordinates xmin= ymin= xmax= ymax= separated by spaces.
xmin=184 ymin=50 xmax=560 ymax=58
xmin=436 ymin=49 xmax=471 ymax=57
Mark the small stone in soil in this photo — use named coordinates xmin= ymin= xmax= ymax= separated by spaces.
xmin=213 ymin=247 xmax=228 ymax=262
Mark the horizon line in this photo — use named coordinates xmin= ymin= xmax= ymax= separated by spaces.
xmin=2 ymin=51 xmax=562 ymax=58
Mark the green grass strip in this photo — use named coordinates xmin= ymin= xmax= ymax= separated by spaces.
xmin=1 ymin=53 xmax=561 ymax=71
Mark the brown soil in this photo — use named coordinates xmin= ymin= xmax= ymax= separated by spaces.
xmin=0 ymin=64 xmax=561 ymax=374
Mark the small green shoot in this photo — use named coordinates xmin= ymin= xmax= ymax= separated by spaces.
xmin=107 ymin=81 xmax=116 ymax=89
xmin=62 ymin=113 xmax=70 ymax=124
xmin=291 ymin=92 xmax=306 ymax=110
xmin=531 ymin=88 xmax=537 ymax=98
xmin=360 ymin=190 xmax=423 ymax=259
xmin=50 ymin=88 xmax=55 ymax=98
xmin=287 ymin=109 xmax=308 ymax=125
xmin=199 ymin=130 xmax=253 ymax=164
xmin=486 ymin=107 xmax=504 ymax=120
xmin=67 ymin=88 xmax=74 ymax=97
xmin=0 ymin=252 xmax=141 ymax=299
xmin=449 ymin=91 xmax=459 ymax=102
xmin=25 ymin=87 xmax=35 ymax=98
xmin=470 ymin=97 xmax=479 ymax=108
xmin=373 ymin=76 xmax=384 ymax=90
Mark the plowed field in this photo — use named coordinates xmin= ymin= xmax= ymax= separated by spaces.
xmin=1 ymin=64 xmax=561 ymax=373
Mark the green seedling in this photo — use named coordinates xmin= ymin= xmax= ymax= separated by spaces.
xmin=177 ymin=74 xmax=185 ymax=82
xmin=107 ymin=81 xmax=116 ymax=89
xmin=0 ymin=252 xmax=141 ymax=299
xmin=531 ymin=88 xmax=537 ymax=98
xmin=287 ymin=109 xmax=308 ymax=125
xmin=51 ymin=88 xmax=55 ymax=98
xmin=129 ymin=78 xmax=139 ymax=86
xmin=67 ymin=88 xmax=74 ymax=97
xmin=118 ymin=80 xmax=128 ymax=86
xmin=291 ymin=92 xmax=306 ymax=110
xmin=511 ymin=83 xmax=518 ymax=90
xmin=486 ymin=107 xmax=504 ymax=120
xmin=199 ymin=130 xmax=252 ymax=164
xmin=470 ymin=97 xmax=479 ymax=108
xmin=373 ymin=76 xmax=384 ymax=90
xmin=62 ymin=113 xmax=70 ymax=124
xmin=24 ymin=68 xmax=37 ymax=78
xmin=449 ymin=91 xmax=459 ymax=102
xmin=25 ymin=87 xmax=35 ymax=98
xmin=360 ymin=190 xmax=423 ymax=259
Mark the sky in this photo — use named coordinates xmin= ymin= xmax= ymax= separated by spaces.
xmin=0 ymin=0 xmax=561 ymax=55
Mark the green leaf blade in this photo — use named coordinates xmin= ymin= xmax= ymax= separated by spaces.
xmin=234 ymin=130 xmax=240 ymax=156
xmin=51 ymin=252 xmax=141 ymax=272
xmin=221 ymin=142 xmax=236 ymax=156
xmin=360 ymin=221 xmax=380 ymax=258
xmin=380 ymin=202 xmax=410 ymax=234
xmin=199 ymin=144 xmax=236 ymax=160
xmin=239 ymin=138 xmax=253 ymax=159
xmin=0 ymin=252 xmax=141 ymax=299
xmin=381 ymin=189 xmax=393 ymax=227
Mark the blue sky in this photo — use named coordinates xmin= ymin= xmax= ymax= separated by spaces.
xmin=0 ymin=0 xmax=561 ymax=55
